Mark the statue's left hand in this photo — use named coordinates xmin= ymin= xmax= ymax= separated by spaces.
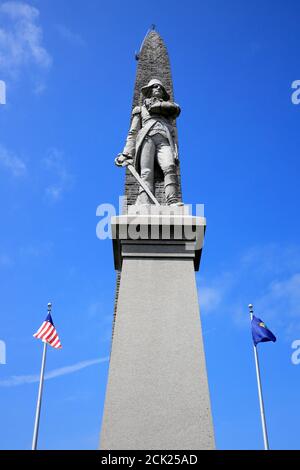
xmin=149 ymin=101 xmax=180 ymax=118
xmin=149 ymin=102 xmax=161 ymax=114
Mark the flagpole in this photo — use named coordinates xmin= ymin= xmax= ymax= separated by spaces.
xmin=31 ymin=302 xmax=51 ymax=450
xmin=248 ymin=304 xmax=270 ymax=450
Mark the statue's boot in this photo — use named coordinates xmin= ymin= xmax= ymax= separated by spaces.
xmin=164 ymin=166 xmax=183 ymax=206
xmin=136 ymin=182 xmax=155 ymax=205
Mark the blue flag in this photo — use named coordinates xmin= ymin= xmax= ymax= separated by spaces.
xmin=251 ymin=315 xmax=276 ymax=346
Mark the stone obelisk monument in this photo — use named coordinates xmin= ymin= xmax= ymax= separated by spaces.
xmin=100 ymin=30 xmax=215 ymax=450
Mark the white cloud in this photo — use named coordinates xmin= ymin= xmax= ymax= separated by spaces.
xmin=55 ymin=24 xmax=85 ymax=47
xmin=0 ymin=143 xmax=26 ymax=176
xmin=198 ymin=272 xmax=233 ymax=314
xmin=0 ymin=1 xmax=51 ymax=77
xmin=255 ymin=274 xmax=300 ymax=322
xmin=198 ymin=244 xmax=300 ymax=339
xmin=44 ymin=148 xmax=74 ymax=202
xmin=0 ymin=356 xmax=109 ymax=387
xmin=199 ymin=286 xmax=223 ymax=313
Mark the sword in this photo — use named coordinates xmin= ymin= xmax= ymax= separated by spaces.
xmin=115 ymin=155 xmax=160 ymax=206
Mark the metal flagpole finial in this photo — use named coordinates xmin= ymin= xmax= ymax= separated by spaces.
xmin=47 ymin=302 xmax=52 ymax=312
xmin=248 ymin=304 xmax=254 ymax=320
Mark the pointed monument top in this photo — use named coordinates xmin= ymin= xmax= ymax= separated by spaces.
xmin=135 ymin=25 xmax=159 ymax=60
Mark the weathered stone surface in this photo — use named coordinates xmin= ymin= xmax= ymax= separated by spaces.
xmin=101 ymin=257 xmax=215 ymax=450
xmin=123 ymin=30 xmax=182 ymax=209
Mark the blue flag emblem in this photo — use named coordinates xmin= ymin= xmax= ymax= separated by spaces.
xmin=251 ymin=315 xmax=276 ymax=346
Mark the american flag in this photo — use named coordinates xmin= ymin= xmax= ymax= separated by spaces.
xmin=33 ymin=314 xmax=62 ymax=349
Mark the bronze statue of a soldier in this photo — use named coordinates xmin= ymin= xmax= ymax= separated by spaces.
xmin=115 ymin=79 xmax=182 ymax=206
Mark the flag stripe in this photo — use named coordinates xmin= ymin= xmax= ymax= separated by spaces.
xmin=49 ymin=336 xmax=58 ymax=346
xmin=33 ymin=322 xmax=47 ymax=338
xmin=33 ymin=316 xmax=62 ymax=350
xmin=33 ymin=321 xmax=47 ymax=337
xmin=47 ymin=330 xmax=57 ymax=342
xmin=43 ymin=326 xmax=55 ymax=341
xmin=36 ymin=323 xmax=52 ymax=339
xmin=51 ymin=337 xmax=59 ymax=347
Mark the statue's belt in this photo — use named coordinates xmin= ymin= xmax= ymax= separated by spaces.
xmin=136 ymin=118 xmax=176 ymax=157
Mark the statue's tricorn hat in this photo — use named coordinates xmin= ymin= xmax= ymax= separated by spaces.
xmin=141 ymin=78 xmax=170 ymax=100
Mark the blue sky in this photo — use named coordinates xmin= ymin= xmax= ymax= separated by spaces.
xmin=0 ymin=0 xmax=300 ymax=450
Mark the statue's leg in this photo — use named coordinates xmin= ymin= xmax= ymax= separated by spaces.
xmin=135 ymin=136 xmax=155 ymax=205
xmin=155 ymin=135 xmax=181 ymax=205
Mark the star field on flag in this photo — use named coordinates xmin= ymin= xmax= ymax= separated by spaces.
xmin=33 ymin=313 xmax=62 ymax=349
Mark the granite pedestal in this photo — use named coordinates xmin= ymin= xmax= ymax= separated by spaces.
xmin=100 ymin=206 xmax=215 ymax=450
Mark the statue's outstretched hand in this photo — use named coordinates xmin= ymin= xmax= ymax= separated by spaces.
xmin=115 ymin=154 xmax=133 ymax=167
xmin=149 ymin=101 xmax=180 ymax=118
